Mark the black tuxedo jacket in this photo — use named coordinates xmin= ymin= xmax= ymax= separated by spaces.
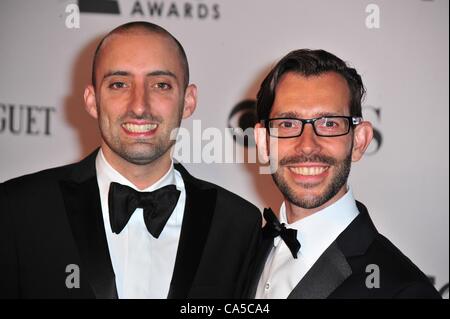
xmin=247 ymin=201 xmax=441 ymax=299
xmin=0 ymin=150 xmax=262 ymax=299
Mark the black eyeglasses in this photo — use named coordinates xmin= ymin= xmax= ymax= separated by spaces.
xmin=263 ymin=116 xmax=363 ymax=138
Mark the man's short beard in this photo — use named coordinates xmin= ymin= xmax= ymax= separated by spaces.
xmin=104 ymin=133 xmax=175 ymax=166
xmin=272 ymin=150 xmax=352 ymax=209
xmin=98 ymin=105 xmax=183 ymax=166
xmin=118 ymin=140 xmax=174 ymax=166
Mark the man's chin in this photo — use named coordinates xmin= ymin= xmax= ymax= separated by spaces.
xmin=125 ymin=157 xmax=157 ymax=165
xmin=125 ymin=151 xmax=165 ymax=165
xmin=289 ymin=193 xmax=327 ymax=209
xmin=293 ymin=180 xmax=323 ymax=190
xmin=276 ymin=178 xmax=331 ymax=209
xmin=113 ymin=145 xmax=164 ymax=165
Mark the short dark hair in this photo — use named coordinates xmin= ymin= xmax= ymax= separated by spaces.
xmin=91 ymin=21 xmax=189 ymax=88
xmin=256 ymin=49 xmax=365 ymax=121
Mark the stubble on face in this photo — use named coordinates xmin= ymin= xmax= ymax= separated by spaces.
xmin=94 ymin=31 xmax=186 ymax=167
xmin=97 ymin=98 xmax=184 ymax=166
xmin=272 ymin=145 xmax=352 ymax=209
xmin=267 ymin=72 xmax=355 ymax=212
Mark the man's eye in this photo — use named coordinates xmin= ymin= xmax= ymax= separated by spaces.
xmin=324 ymin=121 xmax=338 ymax=127
xmin=154 ymin=82 xmax=172 ymax=90
xmin=279 ymin=121 xmax=298 ymax=128
xmin=317 ymin=118 xmax=339 ymax=128
xmin=109 ymin=82 xmax=127 ymax=89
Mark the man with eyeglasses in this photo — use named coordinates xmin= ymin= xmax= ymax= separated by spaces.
xmin=247 ymin=49 xmax=440 ymax=298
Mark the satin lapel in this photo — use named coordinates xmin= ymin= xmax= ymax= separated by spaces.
xmin=59 ymin=150 xmax=118 ymax=299
xmin=336 ymin=201 xmax=378 ymax=257
xmin=167 ymin=164 xmax=217 ymax=298
xmin=246 ymin=237 xmax=273 ymax=298
xmin=288 ymin=201 xmax=377 ymax=299
xmin=288 ymin=242 xmax=352 ymax=299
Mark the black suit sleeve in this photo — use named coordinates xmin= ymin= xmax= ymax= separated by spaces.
xmin=0 ymin=182 xmax=20 ymax=298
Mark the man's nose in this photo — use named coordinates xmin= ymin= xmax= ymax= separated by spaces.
xmin=129 ymin=84 xmax=148 ymax=116
xmin=294 ymin=123 xmax=322 ymax=156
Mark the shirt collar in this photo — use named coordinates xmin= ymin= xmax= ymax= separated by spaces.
xmin=96 ymin=149 xmax=185 ymax=227
xmin=97 ymin=148 xmax=176 ymax=192
xmin=275 ymin=187 xmax=360 ymax=258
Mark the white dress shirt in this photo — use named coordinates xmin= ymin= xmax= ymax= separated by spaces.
xmin=255 ymin=188 xmax=360 ymax=299
xmin=95 ymin=150 xmax=186 ymax=299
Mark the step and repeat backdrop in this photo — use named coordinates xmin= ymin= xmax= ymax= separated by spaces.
xmin=0 ymin=0 xmax=448 ymax=296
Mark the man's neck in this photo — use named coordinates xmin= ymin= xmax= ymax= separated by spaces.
xmin=101 ymin=145 xmax=172 ymax=190
xmin=284 ymin=185 xmax=348 ymax=224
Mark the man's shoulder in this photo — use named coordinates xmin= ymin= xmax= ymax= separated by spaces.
xmin=0 ymin=157 xmax=93 ymax=196
xmin=1 ymin=150 xmax=98 ymax=192
xmin=341 ymin=206 xmax=440 ymax=297
xmin=174 ymin=163 xmax=261 ymax=221
xmin=191 ymin=175 xmax=261 ymax=213
xmin=2 ymin=163 xmax=74 ymax=189
xmin=359 ymin=232 xmax=440 ymax=297
xmin=367 ymin=233 xmax=432 ymax=281
xmin=204 ymin=178 xmax=259 ymax=210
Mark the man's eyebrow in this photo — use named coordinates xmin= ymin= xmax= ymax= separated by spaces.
xmin=273 ymin=111 xmax=301 ymax=118
xmin=147 ymin=70 xmax=178 ymax=80
xmin=103 ymin=70 xmax=130 ymax=81
xmin=102 ymin=70 xmax=178 ymax=81
xmin=272 ymin=111 xmax=344 ymax=118
xmin=313 ymin=111 xmax=344 ymax=117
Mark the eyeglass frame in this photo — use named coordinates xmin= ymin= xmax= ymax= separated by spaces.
xmin=262 ymin=116 xmax=363 ymax=138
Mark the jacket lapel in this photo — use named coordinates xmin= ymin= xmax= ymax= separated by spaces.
xmin=167 ymin=163 xmax=217 ymax=298
xmin=288 ymin=242 xmax=352 ymax=299
xmin=59 ymin=150 xmax=118 ymax=299
xmin=288 ymin=201 xmax=378 ymax=299
xmin=336 ymin=201 xmax=378 ymax=257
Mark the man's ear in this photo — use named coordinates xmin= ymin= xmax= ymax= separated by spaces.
xmin=84 ymin=85 xmax=98 ymax=119
xmin=182 ymin=84 xmax=197 ymax=119
xmin=352 ymin=121 xmax=373 ymax=162
xmin=254 ymin=122 xmax=270 ymax=163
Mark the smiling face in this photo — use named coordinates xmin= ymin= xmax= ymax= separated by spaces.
xmin=257 ymin=71 xmax=372 ymax=216
xmin=84 ymin=31 xmax=196 ymax=170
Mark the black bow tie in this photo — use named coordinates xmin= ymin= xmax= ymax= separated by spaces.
xmin=108 ymin=182 xmax=181 ymax=238
xmin=262 ymin=208 xmax=301 ymax=259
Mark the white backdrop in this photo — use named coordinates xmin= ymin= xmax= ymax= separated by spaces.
xmin=0 ymin=0 xmax=448 ymax=296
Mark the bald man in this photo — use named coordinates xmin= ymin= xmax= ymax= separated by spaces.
xmin=0 ymin=21 xmax=261 ymax=299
